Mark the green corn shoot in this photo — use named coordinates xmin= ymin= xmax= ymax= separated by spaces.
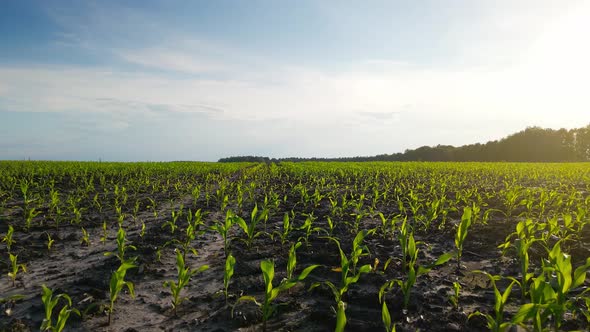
xmin=140 ymin=220 xmax=146 ymax=238
xmin=455 ymin=207 xmax=473 ymax=270
xmin=2 ymin=225 xmax=15 ymax=253
xmin=162 ymin=208 xmax=181 ymax=234
xmin=210 ymin=209 xmax=236 ymax=257
xmin=468 ymin=271 xmax=516 ymax=332
xmin=166 ymin=210 xmax=204 ymax=261
xmin=223 ymin=253 xmax=236 ymax=303
xmin=147 ymin=197 xmax=158 ymax=218
xmin=46 ymin=232 xmax=55 ymax=251
xmin=163 ymin=250 xmax=209 ymax=315
xmin=92 ymin=192 xmax=102 ymax=213
xmin=298 ymin=213 xmax=323 ymax=247
xmin=286 ymin=241 xmax=302 ymax=280
xmin=100 ymin=221 xmax=108 ymax=244
xmin=326 ymin=216 xmax=336 ymax=237
xmin=310 ymin=236 xmax=372 ymax=332
xmin=350 ymin=230 xmax=370 ymax=274
xmin=108 ymin=260 xmax=136 ymax=325
xmin=381 ymin=300 xmax=397 ymax=332
xmin=8 ymin=253 xmax=26 ymax=287
xmin=40 ymin=284 xmax=80 ymax=332
xmin=399 ymin=216 xmax=411 ymax=273
xmin=273 ymin=212 xmax=293 ymax=246
xmin=450 ymin=281 xmax=461 ymax=310
xmin=234 ymin=259 xmax=318 ymax=332
xmin=539 ymin=241 xmax=590 ymax=329
xmin=24 ymin=206 xmax=41 ymax=230
xmin=80 ymin=227 xmax=90 ymax=246
xmin=381 ymin=242 xmax=452 ymax=310
xmin=335 ymin=300 xmax=347 ymax=332
xmin=511 ymin=272 xmax=556 ymax=331
xmin=235 ymin=204 xmax=268 ymax=248
xmin=191 ymin=185 xmax=201 ymax=207
xmin=498 ymin=219 xmax=542 ymax=301
xmin=104 ymin=227 xmax=136 ymax=263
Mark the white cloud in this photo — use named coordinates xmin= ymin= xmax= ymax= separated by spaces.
xmin=1 ymin=45 xmax=588 ymax=135
xmin=119 ymin=49 xmax=229 ymax=74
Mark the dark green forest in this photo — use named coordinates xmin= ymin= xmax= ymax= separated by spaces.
xmin=219 ymin=124 xmax=590 ymax=162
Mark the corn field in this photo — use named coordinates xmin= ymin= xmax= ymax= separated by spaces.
xmin=1 ymin=160 xmax=590 ymax=331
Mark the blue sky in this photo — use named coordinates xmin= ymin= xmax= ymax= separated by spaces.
xmin=1 ymin=0 xmax=589 ymax=161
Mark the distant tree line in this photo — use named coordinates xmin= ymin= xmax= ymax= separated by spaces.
xmin=219 ymin=124 xmax=590 ymax=163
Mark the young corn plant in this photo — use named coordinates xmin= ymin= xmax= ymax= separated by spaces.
xmin=162 ymin=208 xmax=182 ymax=234
xmin=80 ymin=227 xmax=90 ymax=247
xmin=219 ymin=194 xmax=229 ymax=213
xmin=223 ymin=253 xmax=236 ymax=304
xmin=498 ymin=219 xmax=543 ymax=301
xmin=349 ymin=230 xmax=371 ymax=274
xmin=53 ymin=206 xmax=64 ymax=231
xmin=49 ymin=189 xmax=60 ymax=220
xmin=107 ymin=260 xmax=136 ymax=326
xmin=236 ymin=184 xmax=245 ymax=212
xmin=147 ymin=197 xmax=158 ymax=218
xmin=139 ymin=219 xmax=146 ymax=239
xmin=234 ymin=260 xmax=318 ymax=332
xmin=349 ymin=211 xmax=365 ymax=236
xmin=20 ymin=180 xmax=41 ymax=230
xmin=163 ymin=250 xmax=209 ymax=315
xmin=24 ymin=206 xmax=41 ymax=230
xmin=210 ymin=209 xmax=236 ymax=257
xmin=235 ymin=204 xmax=268 ymax=249
xmin=272 ymin=212 xmax=294 ymax=246
xmin=325 ymin=216 xmax=336 ymax=237
xmin=104 ymin=227 xmax=136 ymax=264
xmin=166 ymin=209 xmax=205 ymax=261
xmin=423 ymin=198 xmax=441 ymax=230
xmin=298 ymin=213 xmax=324 ymax=247
xmin=310 ymin=236 xmax=372 ymax=332
xmin=67 ymin=196 xmax=85 ymax=226
xmin=286 ymin=242 xmax=303 ymax=281
xmin=382 ymin=233 xmax=452 ymax=310
xmin=398 ymin=216 xmax=411 ymax=273
xmin=8 ymin=253 xmax=26 ymax=287
xmin=40 ymin=285 xmax=80 ymax=332
xmin=46 ymin=232 xmax=55 ymax=251
xmin=130 ymin=199 xmax=140 ymax=222
xmin=501 ymin=183 xmax=524 ymax=217
xmin=191 ymin=185 xmax=201 ymax=208
xmin=2 ymin=225 xmax=15 ymax=253
xmin=328 ymin=197 xmax=341 ymax=217
xmin=100 ymin=221 xmax=108 ymax=245
xmin=378 ymin=212 xmax=396 ymax=239
xmin=468 ymin=271 xmax=517 ymax=332
xmin=539 ymin=241 xmax=590 ymax=329
xmin=511 ymin=272 xmax=557 ymax=331
xmin=380 ymin=297 xmax=397 ymax=332
xmin=92 ymin=193 xmax=102 ymax=214
xmin=455 ymin=207 xmax=473 ymax=271
xmin=449 ymin=281 xmax=461 ymax=311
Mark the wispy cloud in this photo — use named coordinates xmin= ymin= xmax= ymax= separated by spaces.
xmin=1 ymin=50 xmax=588 ymax=133
xmin=119 ymin=49 xmax=229 ymax=74
xmin=357 ymin=111 xmax=400 ymax=121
